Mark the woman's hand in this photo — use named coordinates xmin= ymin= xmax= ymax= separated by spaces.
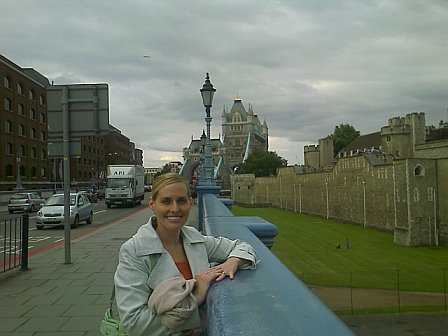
xmin=211 ymin=257 xmax=249 ymax=281
xmin=193 ymin=269 xmax=222 ymax=305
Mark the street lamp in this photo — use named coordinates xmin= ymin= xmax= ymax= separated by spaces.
xmin=15 ymin=155 xmax=24 ymax=190
xmin=200 ymin=73 xmax=216 ymax=185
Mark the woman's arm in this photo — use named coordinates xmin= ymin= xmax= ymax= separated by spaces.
xmin=204 ymin=236 xmax=258 ymax=280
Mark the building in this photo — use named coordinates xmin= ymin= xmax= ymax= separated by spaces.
xmin=1 ymin=54 xmax=51 ymax=191
xmin=144 ymin=167 xmax=161 ymax=186
xmin=1 ymin=54 xmax=143 ymax=191
xmin=233 ymin=112 xmax=448 ymax=247
xmin=182 ymin=96 xmax=269 ymax=190
xmin=221 ymin=96 xmax=268 ymax=169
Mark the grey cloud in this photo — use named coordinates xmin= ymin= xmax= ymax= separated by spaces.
xmin=1 ymin=0 xmax=447 ymax=166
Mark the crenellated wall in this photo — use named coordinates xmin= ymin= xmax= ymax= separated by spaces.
xmin=232 ymin=155 xmax=448 ymax=247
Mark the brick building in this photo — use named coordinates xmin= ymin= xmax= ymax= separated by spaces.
xmin=1 ymin=54 xmax=143 ymax=191
xmin=1 ymin=55 xmax=51 ymax=190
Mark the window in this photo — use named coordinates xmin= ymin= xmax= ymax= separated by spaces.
xmin=6 ymin=142 xmax=13 ymax=155
xmin=413 ymin=188 xmax=420 ymax=202
xmin=30 ymin=108 xmax=36 ymax=120
xmin=40 ymin=167 xmax=46 ymax=177
xmin=30 ymin=128 xmax=36 ymax=139
xmin=19 ymin=164 xmax=25 ymax=177
xmin=414 ymin=164 xmax=425 ymax=176
xmin=29 ymin=89 xmax=35 ymax=100
xmin=427 ymin=187 xmax=434 ymax=202
xmin=6 ymin=164 xmax=13 ymax=177
xmin=5 ymin=120 xmax=13 ymax=133
xmin=31 ymin=147 xmax=37 ymax=158
xmin=31 ymin=166 xmax=37 ymax=178
xmin=39 ymin=95 xmax=45 ymax=106
xmin=3 ymin=75 xmax=11 ymax=89
xmin=17 ymin=83 xmax=24 ymax=95
xmin=40 ymin=131 xmax=46 ymax=141
xmin=18 ymin=124 xmax=25 ymax=136
xmin=4 ymin=97 xmax=12 ymax=111
xmin=19 ymin=145 xmax=25 ymax=157
xmin=40 ymin=149 xmax=46 ymax=160
xmin=18 ymin=103 xmax=24 ymax=115
xmin=40 ymin=112 xmax=46 ymax=124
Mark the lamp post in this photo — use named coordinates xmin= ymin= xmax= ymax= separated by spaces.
xmin=200 ymin=73 xmax=216 ymax=185
xmin=15 ymin=155 xmax=24 ymax=190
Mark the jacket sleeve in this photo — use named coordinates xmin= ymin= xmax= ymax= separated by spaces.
xmin=114 ymin=240 xmax=199 ymax=336
xmin=203 ymin=236 xmax=258 ymax=269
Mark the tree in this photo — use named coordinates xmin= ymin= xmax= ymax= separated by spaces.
xmin=236 ymin=150 xmax=287 ymax=177
xmin=154 ymin=164 xmax=174 ymax=179
xmin=330 ymin=124 xmax=360 ymax=155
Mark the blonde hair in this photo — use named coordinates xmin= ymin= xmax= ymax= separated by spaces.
xmin=151 ymin=173 xmax=190 ymax=199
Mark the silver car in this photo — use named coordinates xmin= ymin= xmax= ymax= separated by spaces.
xmin=35 ymin=192 xmax=93 ymax=229
xmin=8 ymin=192 xmax=46 ymax=213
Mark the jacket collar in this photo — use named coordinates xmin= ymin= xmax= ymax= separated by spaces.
xmin=133 ymin=216 xmax=205 ymax=257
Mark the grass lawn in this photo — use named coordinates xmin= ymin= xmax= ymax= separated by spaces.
xmin=232 ymin=205 xmax=448 ymax=292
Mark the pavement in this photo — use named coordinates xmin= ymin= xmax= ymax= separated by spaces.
xmin=0 ymin=203 xmax=447 ymax=335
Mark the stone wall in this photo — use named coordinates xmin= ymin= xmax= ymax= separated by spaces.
xmin=232 ymin=155 xmax=447 ymax=247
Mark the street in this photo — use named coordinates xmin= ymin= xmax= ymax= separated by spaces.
xmin=0 ymin=194 xmax=150 ymax=258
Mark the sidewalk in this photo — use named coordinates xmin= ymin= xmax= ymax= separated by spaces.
xmin=0 ymin=205 xmax=148 ymax=335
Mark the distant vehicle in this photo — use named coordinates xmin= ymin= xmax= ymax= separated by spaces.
xmin=35 ymin=192 xmax=93 ymax=229
xmin=8 ymin=192 xmax=46 ymax=214
xmin=96 ymin=187 xmax=106 ymax=200
xmin=82 ymin=190 xmax=98 ymax=203
xmin=144 ymin=185 xmax=152 ymax=192
xmin=105 ymin=165 xmax=145 ymax=208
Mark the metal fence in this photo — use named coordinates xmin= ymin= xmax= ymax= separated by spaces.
xmin=0 ymin=214 xmax=29 ymax=273
xmin=301 ymin=270 xmax=448 ymax=314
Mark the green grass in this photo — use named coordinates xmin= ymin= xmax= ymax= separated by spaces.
xmin=232 ymin=206 xmax=448 ymax=292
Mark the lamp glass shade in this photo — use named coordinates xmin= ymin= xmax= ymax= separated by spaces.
xmin=201 ymin=90 xmax=214 ymax=107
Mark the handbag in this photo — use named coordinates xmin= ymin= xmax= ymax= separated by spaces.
xmin=100 ymin=286 xmax=128 ymax=336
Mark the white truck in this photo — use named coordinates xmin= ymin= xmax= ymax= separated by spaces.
xmin=105 ymin=165 xmax=145 ymax=208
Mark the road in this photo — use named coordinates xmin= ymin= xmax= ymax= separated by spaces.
xmin=0 ymin=194 xmax=150 ymax=257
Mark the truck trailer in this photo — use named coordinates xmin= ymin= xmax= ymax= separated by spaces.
xmin=105 ymin=165 xmax=145 ymax=208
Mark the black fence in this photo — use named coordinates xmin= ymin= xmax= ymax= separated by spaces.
xmin=302 ymin=270 xmax=448 ymax=315
xmin=1 ymin=214 xmax=29 ymax=273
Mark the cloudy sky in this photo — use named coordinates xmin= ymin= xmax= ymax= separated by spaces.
xmin=2 ymin=0 xmax=447 ymax=167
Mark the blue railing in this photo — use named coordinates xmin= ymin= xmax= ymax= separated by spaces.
xmin=200 ymin=192 xmax=354 ymax=336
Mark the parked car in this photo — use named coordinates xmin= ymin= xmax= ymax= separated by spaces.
xmin=35 ymin=192 xmax=93 ymax=229
xmin=8 ymin=192 xmax=46 ymax=213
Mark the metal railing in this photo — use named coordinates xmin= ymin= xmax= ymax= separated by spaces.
xmin=303 ymin=269 xmax=448 ymax=314
xmin=199 ymin=192 xmax=354 ymax=336
xmin=1 ymin=214 xmax=29 ymax=274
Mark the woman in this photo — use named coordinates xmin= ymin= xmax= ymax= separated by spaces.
xmin=114 ymin=173 xmax=257 ymax=335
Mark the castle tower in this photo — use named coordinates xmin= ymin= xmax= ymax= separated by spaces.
xmin=221 ymin=96 xmax=269 ymax=169
xmin=381 ymin=112 xmax=426 ymax=158
xmin=319 ymin=136 xmax=334 ymax=168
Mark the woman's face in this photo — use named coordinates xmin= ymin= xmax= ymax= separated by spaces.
xmin=149 ymin=182 xmax=192 ymax=232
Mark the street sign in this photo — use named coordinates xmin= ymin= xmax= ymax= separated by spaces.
xmin=47 ymin=138 xmax=82 ymax=157
xmin=47 ymin=84 xmax=109 ymax=136
xmin=46 ymin=83 xmax=110 ymax=264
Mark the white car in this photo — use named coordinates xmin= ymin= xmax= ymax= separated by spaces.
xmin=35 ymin=192 xmax=93 ymax=229
xmin=8 ymin=192 xmax=46 ymax=213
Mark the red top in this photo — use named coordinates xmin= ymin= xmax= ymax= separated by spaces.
xmin=175 ymin=260 xmax=193 ymax=280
